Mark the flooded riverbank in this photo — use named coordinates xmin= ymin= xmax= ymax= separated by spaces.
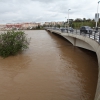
xmin=0 ymin=30 xmax=98 ymax=100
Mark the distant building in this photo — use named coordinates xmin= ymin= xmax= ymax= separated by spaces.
xmin=22 ymin=22 xmax=41 ymax=29
xmin=6 ymin=23 xmax=22 ymax=30
xmin=4 ymin=22 xmax=41 ymax=30
xmin=0 ymin=24 xmax=6 ymax=30
xmin=44 ymin=21 xmax=64 ymax=27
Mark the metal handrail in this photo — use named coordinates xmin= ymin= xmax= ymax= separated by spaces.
xmin=45 ymin=27 xmax=100 ymax=43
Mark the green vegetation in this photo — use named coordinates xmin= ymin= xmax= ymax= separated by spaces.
xmin=44 ymin=18 xmax=97 ymax=29
xmin=0 ymin=31 xmax=30 ymax=58
xmin=71 ymin=18 xmax=96 ymax=29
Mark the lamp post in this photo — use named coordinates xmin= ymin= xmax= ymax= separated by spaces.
xmin=68 ymin=9 xmax=71 ymax=33
xmin=96 ymin=1 xmax=100 ymax=31
xmin=65 ymin=17 xmax=66 ymax=29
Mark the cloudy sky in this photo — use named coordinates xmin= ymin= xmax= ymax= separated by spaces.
xmin=0 ymin=0 xmax=99 ymax=24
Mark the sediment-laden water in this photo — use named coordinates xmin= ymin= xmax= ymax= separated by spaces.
xmin=0 ymin=30 xmax=98 ymax=100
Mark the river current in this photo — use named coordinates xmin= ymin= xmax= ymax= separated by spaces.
xmin=0 ymin=30 xmax=98 ymax=100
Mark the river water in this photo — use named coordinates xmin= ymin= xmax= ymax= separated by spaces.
xmin=0 ymin=30 xmax=98 ymax=100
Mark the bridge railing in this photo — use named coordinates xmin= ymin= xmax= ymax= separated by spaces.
xmin=45 ymin=27 xmax=100 ymax=43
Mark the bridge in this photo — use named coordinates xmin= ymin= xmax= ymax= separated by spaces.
xmin=46 ymin=28 xmax=100 ymax=100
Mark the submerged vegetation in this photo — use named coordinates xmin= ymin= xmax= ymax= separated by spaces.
xmin=0 ymin=31 xmax=30 ymax=58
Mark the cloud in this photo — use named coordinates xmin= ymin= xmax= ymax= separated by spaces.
xmin=0 ymin=0 xmax=98 ymax=24
xmin=31 ymin=0 xmax=55 ymax=3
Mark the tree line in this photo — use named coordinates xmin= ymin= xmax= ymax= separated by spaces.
xmin=69 ymin=18 xmax=97 ymax=29
xmin=44 ymin=18 xmax=99 ymax=29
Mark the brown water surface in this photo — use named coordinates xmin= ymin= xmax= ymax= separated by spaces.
xmin=0 ymin=30 xmax=98 ymax=100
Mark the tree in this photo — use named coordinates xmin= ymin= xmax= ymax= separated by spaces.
xmin=86 ymin=18 xmax=91 ymax=22
xmin=0 ymin=31 xmax=30 ymax=58
xmin=72 ymin=24 xmax=75 ymax=28
xmin=83 ymin=18 xmax=86 ymax=22
xmin=74 ymin=18 xmax=82 ymax=22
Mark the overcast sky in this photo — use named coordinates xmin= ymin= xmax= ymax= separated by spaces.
xmin=0 ymin=0 xmax=99 ymax=24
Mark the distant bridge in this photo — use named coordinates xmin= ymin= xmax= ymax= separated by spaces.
xmin=46 ymin=28 xmax=100 ymax=100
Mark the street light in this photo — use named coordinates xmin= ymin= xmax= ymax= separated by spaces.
xmin=68 ymin=9 xmax=71 ymax=33
xmin=65 ymin=17 xmax=66 ymax=29
xmin=96 ymin=1 xmax=100 ymax=31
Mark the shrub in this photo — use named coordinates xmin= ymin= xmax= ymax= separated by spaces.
xmin=0 ymin=31 xmax=30 ymax=58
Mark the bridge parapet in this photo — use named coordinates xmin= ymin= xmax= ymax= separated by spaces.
xmin=45 ymin=27 xmax=100 ymax=43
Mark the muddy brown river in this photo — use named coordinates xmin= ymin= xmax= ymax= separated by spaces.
xmin=0 ymin=30 xmax=98 ymax=100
